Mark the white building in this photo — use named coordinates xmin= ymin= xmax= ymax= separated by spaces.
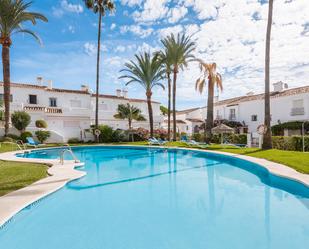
xmin=0 ymin=80 xmax=162 ymax=142
xmin=165 ymin=82 xmax=309 ymax=136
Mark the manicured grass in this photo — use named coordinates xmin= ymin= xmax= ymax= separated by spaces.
xmin=120 ymin=141 xmax=309 ymax=174
xmin=0 ymin=161 xmax=48 ymax=196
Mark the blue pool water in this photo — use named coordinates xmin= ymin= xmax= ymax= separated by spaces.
xmin=1 ymin=146 xmax=309 ymax=249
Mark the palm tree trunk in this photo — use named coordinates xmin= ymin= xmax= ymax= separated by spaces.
xmin=2 ymin=44 xmax=11 ymax=136
xmin=205 ymin=78 xmax=214 ymax=143
xmin=263 ymin=0 xmax=274 ymax=149
xmin=172 ymin=69 xmax=177 ymax=141
xmin=146 ymin=91 xmax=154 ymax=137
xmin=95 ymin=11 xmax=102 ymax=142
xmin=167 ymin=72 xmax=171 ymax=141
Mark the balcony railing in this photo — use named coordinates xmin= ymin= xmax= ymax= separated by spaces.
xmin=290 ymin=107 xmax=304 ymax=116
xmin=24 ymin=106 xmax=62 ymax=114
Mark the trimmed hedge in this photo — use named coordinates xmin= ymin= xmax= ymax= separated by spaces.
xmin=272 ymin=136 xmax=309 ymax=151
xmin=272 ymin=121 xmax=309 ymax=136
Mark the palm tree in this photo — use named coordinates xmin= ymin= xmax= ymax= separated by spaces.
xmin=196 ymin=62 xmax=223 ymax=143
xmin=114 ymin=103 xmax=146 ymax=130
xmin=263 ymin=0 xmax=274 ymax=149
xmin=119 ymin=52 xmax=165 ymax=137
xmin=83 ymin=0 xmax=115 ymax=142
xmin=155 ymin=50 xmax=173 ymax=141
xmin=0 ymin=0 xmax=47 ymax=136
xmin=161 ymin=33 xmax=196 ymax=141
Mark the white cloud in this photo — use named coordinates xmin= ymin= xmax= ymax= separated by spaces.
xmin=120 ymin=25 xmax=154 ymax=38
xmin=84 ymin=42 xmax=96 ymax=56
xmin=133 ymin=0 xmax=169 ymax=23
xmin=61 ymin=0 xmax=83 ymax=14
xmin=53 ymin=0 xmax=83 ymax=17
xmin=114 ymin=45 xmax=126 ymax=53
xmin=157 ymin=25 xmax=184 ymax=38
xmin=111 ymin=23 xmax=117 ymax=30
xmin=168 ymin=6 xmax=188 ymax=23
xmin=121 ymin=0 xmax=143 ymax=7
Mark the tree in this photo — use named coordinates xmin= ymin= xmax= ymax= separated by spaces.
xmin=196 ymin=62 xmax=223 ymax=143
xmin=161 ymin=33 xmax=196 ymax=141
xmin=35 ymin=130 xmax=50 ymax=143
xmin=160 ymin=105 xmax=168 ymax=116
xmin=83 ymin=0 xmax=115 ymax=142
xmin=114 ymin=103 xmax=146 ymax=130
xmin=11 ymin=111 xmax=31 ymax=133
xmin=119 ymin=52 xmax=165 ymax=137
xmin=156 ymin=50 xmax=173 ymax=141
xmin=0 ymin=0 xmax=47 ymax=136
xmin=263 ymin=0 xmax=274 ymax=149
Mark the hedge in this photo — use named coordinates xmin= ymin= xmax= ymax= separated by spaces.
xmin=272 ymin=136 xmax=309 ymax=151
xmin=272 ymin=121 xmax=309 ymax=136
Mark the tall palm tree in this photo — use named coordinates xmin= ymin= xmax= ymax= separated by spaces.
xmin=83 ymin=0 xmax=115 ymax=142
xmin=0 ymin=0 xmax=47 ymax=136
xmin=155 ymin=50 xmax=173 ymax=141
xmin=263 ymin=0 xmax=274 ymax=149
xmin=161 ymin=33 xmax=196 ymax=141
xmin=114 ymin=103 xmax=146 ymax=130
xmin=196 ymin=62 xmax=223 ymax=143
xmin=119 ymin=52 xmax=165 ymax=137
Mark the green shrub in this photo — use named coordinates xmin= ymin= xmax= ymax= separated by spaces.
xmin=11 ymin=111 xmax=31 ymax=133
xmin=6 ymin=133 xmax=20 ymax=141
xmin=68 ymin=138 xmax=81 ymax=143
xmin=35 ymin=130 xmax=51 ymax=143
xmin=272 ymin=121 xmax=309 ymax=136
xmin=35 ymin=119 xmax=47 ymax=128
xmin=98 ymin=125 xmax=114 ymax=143
xmin=20 ymin=131 xmax=32 ymax=143
xmin=112 ymin=130 xmax=127 ymax=142
xmin=272 ymin=136 xmax=309 ymax=151
xmin=192 ymin=133 xmax=203 ymax=142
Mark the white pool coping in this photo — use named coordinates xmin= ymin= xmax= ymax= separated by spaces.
xmin=0 ymin=145 xmax=308 ymax=227
xmin=0 ymin=149 xmax=85 ymax=227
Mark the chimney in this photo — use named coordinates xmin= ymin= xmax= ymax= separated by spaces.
xmin=36 ymin=76 xmax=43 ymax=85
xmin=116 ymin=89 xmax=121 ymax=97
xmin=273 ymin=81 xmax=285 ymax=92
xmin=47 ymin=80 xmax=53 ymax=89
xmin=81 ymin=84 xmax=89 ymax=92
xmin=122 ymin=89 xmax=128 ymax=98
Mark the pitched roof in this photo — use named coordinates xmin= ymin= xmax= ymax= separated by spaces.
xmin=0 ymin=82 xmax=161 ymax=104
xmin=214 ymin=85 xmax=309 ymax=107
xmin=176 ymin=107 xmax=201 ymax=115
xmin=0 ymin=82 xmax=89 ymax=95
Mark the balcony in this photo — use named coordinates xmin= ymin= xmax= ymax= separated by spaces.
xmin=290 ymin=107 xmax=305 ymax=116
xmin=24 ymin=106 xmax=62 ymax=114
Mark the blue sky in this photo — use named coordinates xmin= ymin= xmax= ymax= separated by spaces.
xmin=4 ymin=0 xmax=309 ymax=110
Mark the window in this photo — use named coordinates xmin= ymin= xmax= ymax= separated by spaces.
xmin=0 ymin=94 xmax=13 ymax=102
xmin=229 ymin=109 xmax=236 ymax=120
xmin=251 ymin=115 xmax=258 ymax=121
xmin=291 ymin=99 xmax=304 ymax=116
xmin=70 ymin=100 xmax=81 ymax=108
xmin=293 ymin=99 xmax=303 ymax=108
xmin=29 ymin=95 xmax=37 ymax=104
xmin=49 ymin=98 xmax=57 ymax=107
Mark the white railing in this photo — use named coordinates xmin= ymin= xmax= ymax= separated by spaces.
xmin=59 ymin=147 xmax=79 ymax=165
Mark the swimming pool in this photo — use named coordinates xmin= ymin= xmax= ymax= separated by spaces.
xmin=1 ymin=146 xmax=308 ymax=249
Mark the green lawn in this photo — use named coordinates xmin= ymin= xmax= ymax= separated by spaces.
xmin=117 ymin=141 xmax=309 ymax=174
xmin=0 ymin=161 xmax=48 ymax=196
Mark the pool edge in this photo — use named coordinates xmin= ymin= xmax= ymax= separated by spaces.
xmin=0 ymin=150 xmax=86 ymax=227
xmin=0 ymin=145 xmax=308 ymax=227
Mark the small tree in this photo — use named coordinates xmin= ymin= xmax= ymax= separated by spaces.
xmin=35 ymin=130 xmax=50 ymax=143
xmin=114 ymin=104 xmax=146 ymax=130
xmin=11 ymin=111 xmax=31 ymax=133
xmin=35 ymin=119 xmax=47 ymax=128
